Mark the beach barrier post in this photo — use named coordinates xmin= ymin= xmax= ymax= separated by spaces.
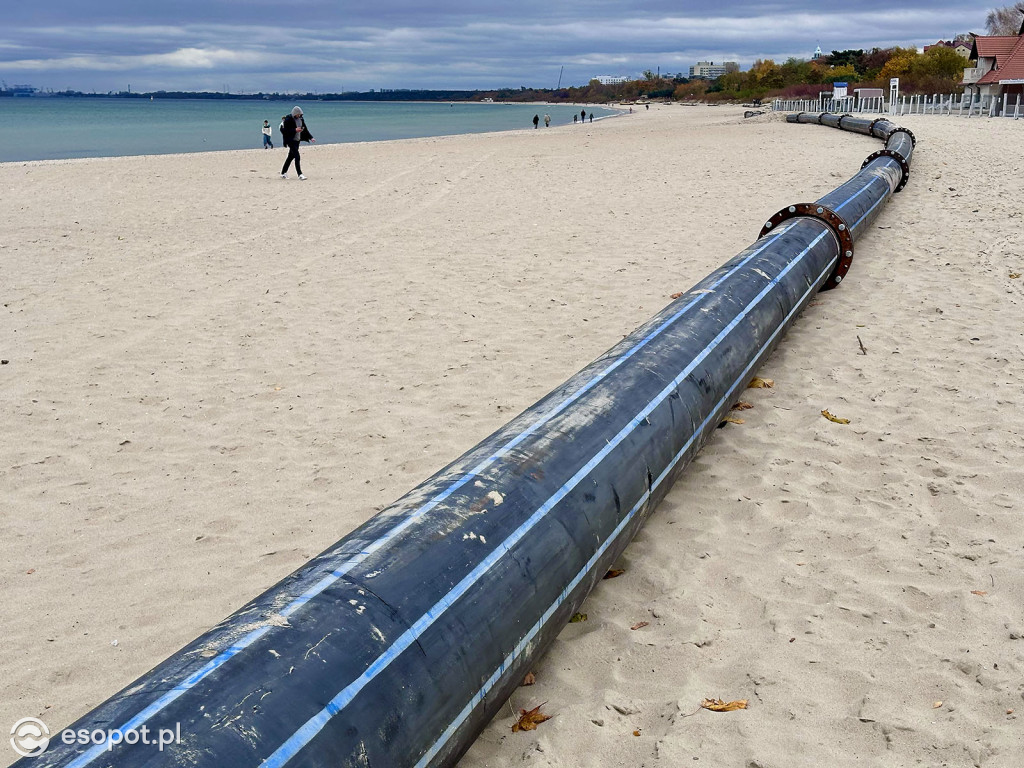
xmin=16 ymin=112 xmax=915 ymax=768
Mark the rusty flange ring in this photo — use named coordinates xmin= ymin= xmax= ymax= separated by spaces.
xmin=887 ymin=126 xmax=916 ymax=147
xmin=862 ymin=148 xmax=911 ymax=192
xmin=758 ymin=203 xmax=854 ymax=291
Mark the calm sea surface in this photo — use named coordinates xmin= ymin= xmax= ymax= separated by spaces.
xmin=0 ymin=99 xmax=617 ymax=163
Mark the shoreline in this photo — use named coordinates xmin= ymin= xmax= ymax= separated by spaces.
xmin=0 ymin=102 xmax=622 ymax=166
xmin=2 ymin=105 xmax=1021 ymax=767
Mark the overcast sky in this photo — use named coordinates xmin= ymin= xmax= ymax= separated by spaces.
xmin=0 ymin=1 xmax=1005 ymax=93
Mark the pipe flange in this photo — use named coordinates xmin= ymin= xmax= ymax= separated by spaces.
xmin=818 ymin=112 xmax=829 ymax=125
xmin=887 ymin=126 xmax=916 ymax=147
xmin=758 ymin=203 xmax=854 ymax=291
xmin=868 ymin=117 xmax=888 ymax=137
xmin=862 ymin=148 xmax=911 ymax=192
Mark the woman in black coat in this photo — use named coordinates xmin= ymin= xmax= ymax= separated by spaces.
xmin=280 ymin=106 xmax=315 ymax=179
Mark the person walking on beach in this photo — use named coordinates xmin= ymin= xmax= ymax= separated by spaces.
xmin=533 ymin=114 xmax=539 ymax=129
xmin=573 ymin=113 xmax=578 ymax=124
xmin=588 ymin=113 xmax=593 ymax=123
xmin=262 ymin=120 xmax=274 ymax=149
xmin=543 ymin=114 xmax=550 ymax=127
xmin=280 ymin=106 xmax=314 ymax=180
xmin=580 ymin=109 xmax=586 ymax=123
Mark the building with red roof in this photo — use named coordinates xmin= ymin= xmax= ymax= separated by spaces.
xmin=961 ymin=16 xmax=1024 ymax=104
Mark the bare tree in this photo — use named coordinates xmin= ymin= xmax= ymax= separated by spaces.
xmin=985 ymin=2 xmax=1024 ymax=35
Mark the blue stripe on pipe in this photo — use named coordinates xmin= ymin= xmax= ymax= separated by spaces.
xmin=413 ymin=249 xmax=838 ymax=768
xmin=850 ymin=180 xmax=891 ymax=231
xmin=62 ymin=634 xmax=269 ymax=768
xmin=832 ymin=174 xmax=883 ymax=215
xmin=55 ymin=230 xmax=791 ymax=765
xmin=258 ymin=229 xmax=831 ymax=768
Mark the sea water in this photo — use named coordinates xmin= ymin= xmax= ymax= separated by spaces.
xmin=0 ymin=99 xmax=617 ymax=163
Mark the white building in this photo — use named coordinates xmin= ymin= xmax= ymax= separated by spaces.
xmin=688 ymin=61 xmax=736 ymax=80
xmin=594 ymin=75 xmax=631 ymax=85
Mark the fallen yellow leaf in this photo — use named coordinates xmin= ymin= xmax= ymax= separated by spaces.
xmin=569 ymin=612 xmax=588 ymax=623
xmin=512 ymin=703 xmax=552 ymax=732
xmin=632 ymin=729 xmax=641 ymax=737
xmin=731 ymin=401 xmax=754 ymax=411
xmin=748 ymin=377 xmax=774 ymax=389
xmin=723 ymin=415 xmax=745 ymax=425
xmin=1010 ymin=273 xmax=1021 ymax=279
xmin=933 ymin=701 xmax=943 ymax=709
xmin=821 ymin=409 xmax=850 ymax=424
xmin=701 ymin=698 xmax=749 ymax=712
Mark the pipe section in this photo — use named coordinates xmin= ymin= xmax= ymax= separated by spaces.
xmin=18 ymin=114 xmax=914 ymax=768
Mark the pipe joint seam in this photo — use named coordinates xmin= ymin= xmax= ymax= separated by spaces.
xmin=758 ymin=203 xmax=853 ymax=291
xmin=862 ymin=148 xmax=911 ymax=192
xmin=817 ymin=112 xmax=829 ymax=125
xmin=886 ymin=126 xmax=916 ymax=147
xmin=867 ymin=117 xmax=891 ymax=138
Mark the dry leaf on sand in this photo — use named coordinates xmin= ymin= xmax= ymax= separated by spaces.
xmin=701 ymin=698 xmax=749 ymax=712
xmin=748 ymin=377 xmax=774 ymax=389
xmin=512 ymin=703 xmax=553 ymax=732
xmin=521 ymin=672 xmax=536 ymax=686
xmin=970 ymin=590 xmax=988 ymax=596
xmin=631 ymin=621 xmax=649 ymax=630
xmin=722 ymin=415 xmax=745 ymax=425
xmin=821 ymin=409 xmax=850 ymax=424
xmin=670 ymin=292 xmax=684 ymax=299
xmin=731 ymin=401 xmax=754 ymax=411
xmin=603 ymin=569 xmax=626 ymax=580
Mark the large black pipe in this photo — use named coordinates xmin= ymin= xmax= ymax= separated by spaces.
xmin=18 ymin=114 xmax=914 ymax=768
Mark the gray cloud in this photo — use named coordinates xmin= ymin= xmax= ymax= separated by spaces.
xmin=0 ymin=2 xmax=997 ymax=93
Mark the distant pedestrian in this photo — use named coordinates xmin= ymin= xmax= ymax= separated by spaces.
xmin=573 ymin=114 xmax=578 ymax=124
xmin=645 ymin=103 xmax=649 ymax=111
xmin=588 ymin=113 xmax=593 ymax=123
xmin=262 ymin=120 xmax=274 ymax=149
xmin=533 ymin=114 xmax=539 ymax=129
xmin=580 ymin=109 xmax=586 ymax=123
xmin=280 ymin=106 xmax=314 ymax=180
xmin=543 ymin=114 xmax=551 ymax=127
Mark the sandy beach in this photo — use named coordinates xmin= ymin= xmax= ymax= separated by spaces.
xmin=2 ymin=104 xmax=1022 ymax=767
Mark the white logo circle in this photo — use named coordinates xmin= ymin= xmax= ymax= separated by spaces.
xmin=10 ymin=717 xmax=50 ymax=758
